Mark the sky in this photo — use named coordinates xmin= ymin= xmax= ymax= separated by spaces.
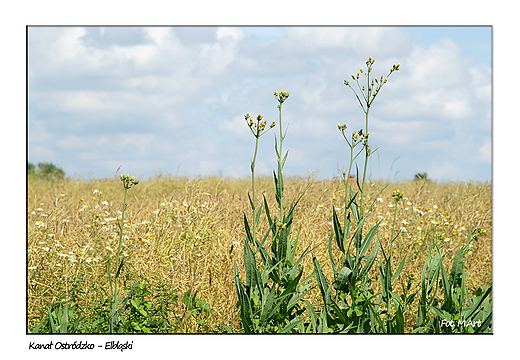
xmin=27 ymin=26 xmax=492 ymax=182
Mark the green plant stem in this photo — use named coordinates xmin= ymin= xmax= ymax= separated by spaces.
xmin=390 ymin=201 xmax=398 ymax=253
xmin=251 ymin=135 xmax=259 ymax=243
xmin=110 ymin=185 xmax=128 ymax=333
xmin=277 ymin=102 xmax=285 ymax=220
xmin=360 ymin=108 xmax=370 ymax=218
xmin=115 ymin=187 xmax=128 ymax=274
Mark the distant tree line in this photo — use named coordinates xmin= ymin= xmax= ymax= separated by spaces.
xmin=28 ymin=162 xmax=65 ymax=179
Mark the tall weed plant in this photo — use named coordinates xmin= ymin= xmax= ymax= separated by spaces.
xmin=232 ymin=91 xmax=314 ymax=333
xmin=235 ymin=57 xmax=492 ymax=333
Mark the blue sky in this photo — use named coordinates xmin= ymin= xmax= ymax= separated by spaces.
xmin=28 ymin=26 xmax=492 ymax=182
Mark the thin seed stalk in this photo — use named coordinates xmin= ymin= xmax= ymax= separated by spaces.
xmin=115 ymin=187 xmax=128 ymax=274
xmin=390 ymin=200 xmax=398 ymax=254
xmin=109 ymin=186 xmax=128 ymax=333
xmin=360 ymin=105 xmax=370 ymax=218
xmin=277 ymin=102 xmax=285 ymax=220
xmin=251 ymin=134 xmax=260 ymax=243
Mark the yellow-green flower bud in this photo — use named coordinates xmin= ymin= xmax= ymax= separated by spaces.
xmin=392 ymin=189 xmax=404 ymax=203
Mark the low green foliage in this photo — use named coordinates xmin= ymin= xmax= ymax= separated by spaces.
xmin=414 ymin=230 xmax=492 ymax=333
xmin=28 ymin=278 xmax=214 ymax=333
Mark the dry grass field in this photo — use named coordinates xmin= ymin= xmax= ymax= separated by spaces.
xmin=27 ymin=174 xmax=492 ymax=333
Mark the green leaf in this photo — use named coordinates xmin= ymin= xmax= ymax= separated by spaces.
xmin=440 ymin=256 xmax=452 ymax=311
xmin=279 ymin=227 xmax=290 ymax=264
xmin=60 ymin=303 xmax=69 ymax=333
xmin=292 ymin=245 xmax=312 ymax=278
xmin=280 ymin=316 xmax=307 ymax=333
xmin=287 ymin=287 xmax=311 ymax=310
xmin=475 ymin=311 xmax=493 ymax=333
xmin=243 ymin=241 xmax=257 ymax=288
xmin=318 ymin=309 xmax=328 ymax=333
xmin=466 ymin=285 xmax=492 ymax=321
xmin=273 ymin=169 xmax=284 ymax=209
xmin=48 ymin=306 xmax=57 ymax=333
xmin=359 ymin=235 xmax=380 ymax=279
xmin=332 ymin=206 xmax=345 ymax=253
xmin=312 ymin=253 xmax=331 ymax=306
xmin=259 ymin=286 xmax=276 ymax=329
xmin=263 ymin=292 xmax=297 ymax=328
xmin=391 ymin=254 xmax=407 ymax=285
xmin=328 ymin=230 xmax=337 ymax=275
xmin=329 ymin=300 xmax=348 ymax=325
xmin=427 ymin=250 xmax=442 ymax=291
xmin=254 ymin=204 xmax=263 ymax=228
xmin=449 ymin=244 xmax=465 ymax=290
xmin=334 ymin=266 xmax=352 ymax=291
xmin=394 ymin=305 xmax=405 ymax=333
xmin=222 ymin=324 xmax=236 ymax=333
xmin=247 ymin=192 xmax=254 ymax=211
xmin=380 ymin=254 xmax=392 ymax=299
xmin=280 ymin=267 xmax=303 ymax=299
xmin=281 ymin=150 xmax=289 ymax=169
xmin=353 ymin=215 xmax=366 ymax=251
xmin=349 ymin=189 xmax=359 ymax=223
xmin=234 ymin=263 xmax=253 ymax=333
xmin=304 ymin=300 xmax=318 ymax=333
xmin=263 ymin=194 xmax=273 ymax=229
xmin=243 ymin=213 xmax=254 ymax=245
xmin=359 ymin=219 xmax=381 ymax=259
xmin=115 ymin=258 xmax=126 ymax=279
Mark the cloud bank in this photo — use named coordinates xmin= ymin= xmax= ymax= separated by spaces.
xmin=28 ymin=26 xmax=491 ymax=182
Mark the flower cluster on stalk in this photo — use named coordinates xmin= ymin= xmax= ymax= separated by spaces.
xmin=337 ymin=125 xmax=370 ymax=150
xmin=274 ymin=89 xmax=290 ymax=106
xmin=392 ymin=189 xmax=404 ymax=203
xmin=343 ymin=56 xmax=400 ymax=113
xmin=120 ymin=174 xmax=139 ymax=189
xmin=245 ymin=113 xmax=275 ymax=138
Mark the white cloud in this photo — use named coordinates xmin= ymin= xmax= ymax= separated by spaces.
xmin=371 ymin=118 xmax=427 ymax=145
xmin=283 ymin=27 xmax=411 ymax=56
xmin=428 ymin=161 xmax=461 ymax=181
xmin=218 ymin=115 xmax=251 ymax=139
xmin=475 ymin=140 xmax=492 ymax=163
xmin=216 ymin=27 xmax=245 ymax=41
xmin=145 ymin=27 xmax=171 ymax=44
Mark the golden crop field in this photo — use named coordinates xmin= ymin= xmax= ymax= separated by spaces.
xmin=27 ymin=174 xmax=492 ymax=333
